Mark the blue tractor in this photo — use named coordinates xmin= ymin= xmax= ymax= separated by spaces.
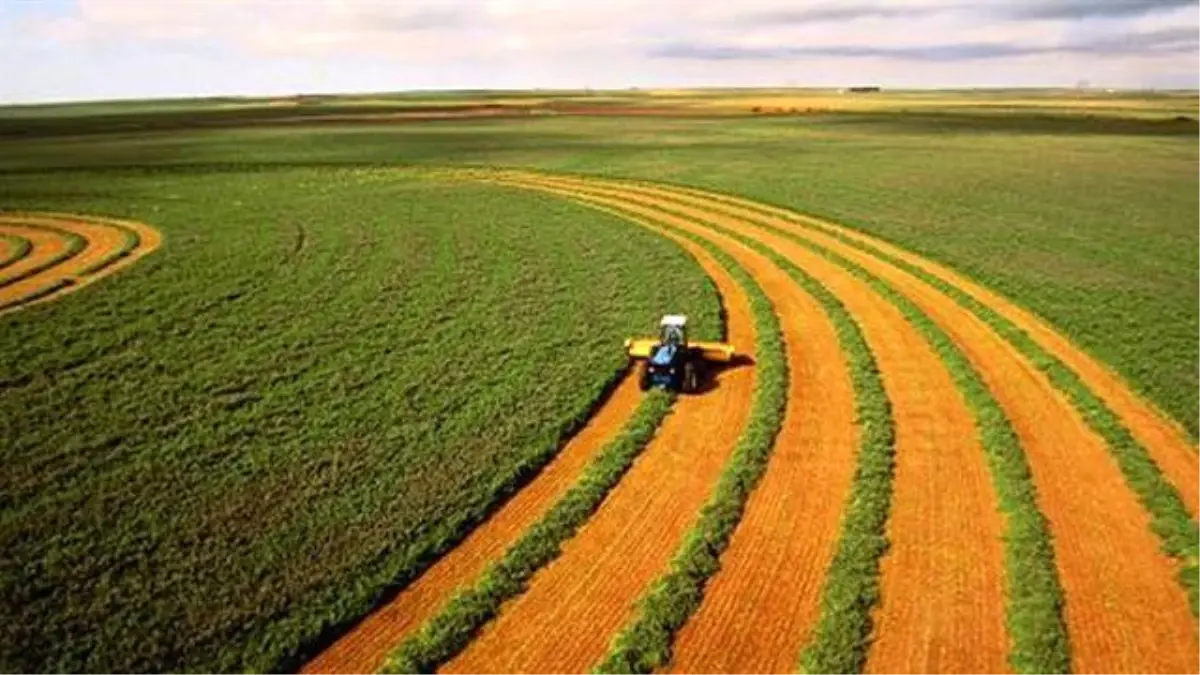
xmin=625 ymin=315 xmax=735 ymax=394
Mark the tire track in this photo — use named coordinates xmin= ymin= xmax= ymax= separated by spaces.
xmin=548 ymin=177 xmax=1197 ymax=673
xmin=516 ymin=175 xmax=1008 ymax=673
xmin=442 ymin=211 xmax=758 ymax=674
xmin=302 ymin=376 xmax=645 ymax=674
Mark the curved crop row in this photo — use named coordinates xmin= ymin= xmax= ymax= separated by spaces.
xmin=543 ymin=176 xmax=1069 ymax=673
xmin=564 ymin=207 xmax=790 ymax=674
xmin=661 ymin=186 xmax=1199 ymax=613
xmin=0 ymin=234 xmax=33 ymax=271
xmin=382 ymin=389 xmax=676 ymax=673
xmin=0 ymin=222 xmax=85 ymax=290
xmin=587 ymin=176 xmax=1193 ymax=671
xmin=0 ymin=213 xmax=162 ymax=315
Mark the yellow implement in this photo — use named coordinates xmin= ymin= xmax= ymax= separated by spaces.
xmin=625 ymin=337 xmax=735 ymax=363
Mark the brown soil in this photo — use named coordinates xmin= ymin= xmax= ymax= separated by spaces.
xmin=443 ymin=208 xmax=758 ymax=674
xmin=668 ymin=187 xmax=1200 ymax=516
xmin=615 ymin=182 xmax=1199 ymax=673
xmin=300 ymin=375 xmax=645 ymax=674
xmin=523 ymin=176 xmax=1009 ymax=674
xmin=0 ymin=214 xmax=161 ymax=315
xmin=0 ymin=224 xmax=71 ymax=291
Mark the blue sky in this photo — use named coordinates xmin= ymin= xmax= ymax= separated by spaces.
xmin=1 ymin=0 xmax=1196 ymax=103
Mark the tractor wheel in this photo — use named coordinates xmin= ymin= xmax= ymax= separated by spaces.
xmin=682 ymin=361 xmax=699 ymax=393
xmin=638 ymin=362 xmax=652 ymax=391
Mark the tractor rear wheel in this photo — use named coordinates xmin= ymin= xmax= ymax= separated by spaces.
xmin=682 ymin=361 xmax=699 ymax=393
xmin=638 ymin=362 xmax=652 ymax=391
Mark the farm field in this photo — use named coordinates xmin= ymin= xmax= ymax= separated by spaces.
xmin=0 ymin=90 xmax=1196 ymax=673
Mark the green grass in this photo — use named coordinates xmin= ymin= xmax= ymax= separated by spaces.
xmin=0 ymin=169 xmax=721 ymax=673
xmin=383 ymin=389 xmax=676 ymax=674
xmin=1 ymin=107 xmax=1191 ymax=437
xmin=579 ymin=205 xmax=788 ymax=674
xmin=0 ymin=233 xmax=32 ymax=269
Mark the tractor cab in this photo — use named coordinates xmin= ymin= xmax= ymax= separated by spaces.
xmin=658 ymin=314 xmax=688 ymax=347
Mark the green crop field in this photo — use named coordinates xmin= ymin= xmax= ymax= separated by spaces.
xmin=0 ymin=89 xmax=1196 ymax=673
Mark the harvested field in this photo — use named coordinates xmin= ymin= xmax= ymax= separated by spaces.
xmin=0 ymin=212 xmax=160 ymax=313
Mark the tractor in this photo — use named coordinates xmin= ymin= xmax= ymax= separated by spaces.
xmin=625 ymin=315 xmax=735 ymax=393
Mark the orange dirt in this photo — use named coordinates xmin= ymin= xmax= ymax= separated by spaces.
xmin=611 ymin=182 xmax=1198 ymax=673
xmin=0 ymin=213 xmax=161 ymax=314
xmin=524 ymin=176 xmax=1009 ymax=674
xmin=668 ymin=187 xmax=1200 ymax=516
xmin=300 ymin=375 xmax=645 ymax=674
xmin=443 ymin=211 xmax=758 ymax=674
xmin=0 ymin=224 xmax=72 ymax=288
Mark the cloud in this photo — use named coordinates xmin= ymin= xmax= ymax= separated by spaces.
xmin=995 ymin=0 xmax=1198 ymax=20
xmin=731 ymin=3 xmax=947 ymax=26
xmin=651 ymin=26 xmax=1199 ymax=61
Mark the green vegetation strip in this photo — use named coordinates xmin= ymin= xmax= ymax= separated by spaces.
xmin=0 ymin=224 xmax=86 ymax=289
xmin=382 ymin=389 xmax=675 ymax=674
xmin=538 ymin=203 xmax=789 ymax=674
xmin=589 ymin=188 xmax=1067 ymax=673
xmin=0 ymin=233 xmax=33 ymax=271
xmin=688 ymin=188 xmax=1200 ymax=614
xmin=75 ymin=224 xmax=141 ymax=276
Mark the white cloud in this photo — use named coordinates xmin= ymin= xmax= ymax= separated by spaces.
xmin=3 ymin=0 xmax=1196 ymax=102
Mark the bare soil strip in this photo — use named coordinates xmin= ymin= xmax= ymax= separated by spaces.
xmin=443 ymin=213 xmax=758 ymax=674
xmin=663 ymin=187 xmax=1199 ymax=514
xmin=588 ymin=180 xmax=1198 ymax=673
xmin=524 ymin=176 xmax=1008 ymax=674
xmin=0 ymin=213 xmax=161 ymax=315
xmin=0 ymin=224 xmax=71 ymax=289
xmin=301 ymin=376 xmax=645 ymax=674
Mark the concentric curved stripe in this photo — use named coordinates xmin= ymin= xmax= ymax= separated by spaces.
xmin=501 ymin=174 xmax=1010 ymax=673
xmin=494 ymin=172 xmax=1195 ymax=673
xmin=301 ymin=168 xmax=1194 ymax=674
xmin=0 ymin=233 xmax=32 ymax=270
xmin=0 ymin=212 xmax=161 ymax=315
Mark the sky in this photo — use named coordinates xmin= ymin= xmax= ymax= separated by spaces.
xmin=1 ymin=0 xmax=1197 ymax=103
